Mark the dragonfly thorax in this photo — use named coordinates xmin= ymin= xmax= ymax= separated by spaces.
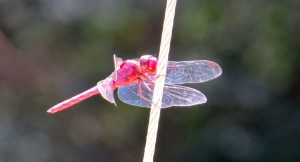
xmin=113 ymin=60 xmax=143 ymax=87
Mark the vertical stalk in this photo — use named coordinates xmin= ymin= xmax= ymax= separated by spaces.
xmin=142 ymin=0 xmax=177 ymax=161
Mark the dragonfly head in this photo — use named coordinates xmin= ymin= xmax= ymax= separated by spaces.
xmin=140 ymin=55 xmax=157 ymax=74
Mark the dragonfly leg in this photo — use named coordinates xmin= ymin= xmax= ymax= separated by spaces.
xmin=140 ymin=79 xmax=154 ymax=92
xmin=137 ymin=80 xmax=159 ymax=107
xmin=153 ymin=74 xmax=167 ymax=81
xmin=138 ymin=80 xmax=143 ymax=96
xmin=142 ymin=75 xmax=155 ymax=85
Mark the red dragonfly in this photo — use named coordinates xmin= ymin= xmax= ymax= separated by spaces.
xmin=47 ymin=55 xmax=222 ymax=113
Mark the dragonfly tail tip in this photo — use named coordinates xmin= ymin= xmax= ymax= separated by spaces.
xmin=47 ymin=108 xmax=56 ymax=114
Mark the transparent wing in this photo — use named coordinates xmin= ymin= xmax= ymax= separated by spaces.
xmin=97 ymin=74 xmax=116 ymax=105
xmin=113 ymin=54 xmax=123 ymax=81
xmin=117 ymin=82 xmax=207 ymax=108
xmin=165 ymin=60 xmax=222 ymax=84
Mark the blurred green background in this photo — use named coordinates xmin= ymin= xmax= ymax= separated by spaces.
xmin=1 ymin=0 xmax=300 ymax=162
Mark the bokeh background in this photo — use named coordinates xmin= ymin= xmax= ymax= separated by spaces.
xmin=1 ymin=0 xmax=300 ymax=162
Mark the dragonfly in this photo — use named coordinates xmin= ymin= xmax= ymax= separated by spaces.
xmin=47 ymin=54 xmax=222 ymax=113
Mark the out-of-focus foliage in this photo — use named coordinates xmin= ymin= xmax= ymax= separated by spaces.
xmin=1 ymin=0 xmax=300 ymax=162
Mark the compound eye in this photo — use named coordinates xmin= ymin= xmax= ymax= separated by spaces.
xmin=148 ymin=57 xmax=157 ymax=73
xmin=140 ymin=58 xmax=147 ymax=71
xmin=140 ymin=55 xmax=151 ymax=72
xmin=140 ymin=55 xmax=157 ymax=74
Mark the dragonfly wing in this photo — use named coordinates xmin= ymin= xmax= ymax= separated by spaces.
xmin=97 ymin=75 xmax=116 ymax=105
xmin=117 ymin=82 xmax=206 ymax=108
xmin=113 ymin=54 xmax=123 ymax=81
xmin=117 ymin=82 xmax=152 ymax=108
xmin=161 ymin=84 xmax=207 ymax=107
xmin=165 ymin=60 xmax=222 ymax=84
